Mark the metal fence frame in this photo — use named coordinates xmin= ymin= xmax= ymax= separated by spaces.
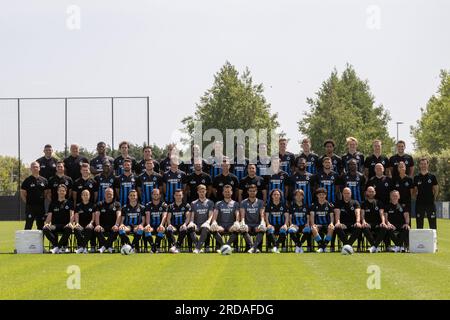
xmin=0 ymin=96 xmax=150 ymax=220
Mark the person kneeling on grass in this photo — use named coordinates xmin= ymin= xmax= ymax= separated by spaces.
xmin=334 ymin=187 xmax=362 ymax=251
xmin=95 ymin=188 xmax=121 ymax=254
xmin=210 ymin=185 xmax=240 ymax=252
xmin=265 ymin=189 xmax=289 ymax=253
xmin=73 ymin=189 xmax=95 ymax=254
xmin=385 ymin=190 xmax=410 ymax=253
xmin=288 ymin=189 xmax=312 ymax=253
xmin=119 ymin=190 xmax=145 ymax=253
xmin=144 ymin=188 xmax=168 ymax=253
xmin=188 ymin=184 xmax=215 ymax=254
xmin=43 ymin=184 xmax=74 ymax=254
xmin=310 ymin=188 xmax=335 ymax=253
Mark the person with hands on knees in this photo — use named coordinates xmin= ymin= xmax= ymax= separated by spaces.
xmin=119 ymin=189 xmax=146 ymax=253
xmin=310 ymin=188 xmax=335 ymax=253
xmin=95 ymin=188 xmax=121 ymax=254
xmin=144 ymin=188 xmax=168 ymax=253
xmin=264 ymin=189 xmax=290 ymax=253
xmin=73 ymin=189 xmax=96 ymax=254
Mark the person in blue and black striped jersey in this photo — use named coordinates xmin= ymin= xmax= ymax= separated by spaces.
xmin=265 ymin=156 xmax=289 ymax=203
xmin=114 ymin=158 xmax=137 ymax=206
xmin=136 ymin=146 xmax=160 ymax=175
xmin=286 ymin=157 xmax=316 ymax=207
xmin=296 ymin=138 xmax=319 ymax=175
xmin=252 ymin=143 xmax=271 ymax=178
xmin=310 ymin=188 xmax=335 ymax=253
xmin=232 ymin=143 xmax=249 ymax=182
xmin=288 ymin=189 xmax=312 ymax=253
xmin=94 ymin=160 xmax=115 ymax=202
xmin=167 ymin=189 xmax=191 ymax=253
xmin=316 ymin=157 xmax=340 ymax=204
xmin=278 ymin=138 xmax=295 ymax=175
xmin=340 ymin=159 xmax=366 ymax=204
xmin=163 ymin=156 xmax=186 ymax=204
xmin=137 ymin=158 xmax=163 ymax=205
xmin=264 ymin=189 xmax=289 ymax=253
xmin=144 ymin=188 xmax=168 ymax=253
xmin=113 ymin=141 xmax=138 ymax=176
xmin=118 ymin=190 xmax=145 ymax=253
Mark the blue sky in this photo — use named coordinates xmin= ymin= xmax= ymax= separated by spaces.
xmin=0 ymin=0 xmax=449 ymax=163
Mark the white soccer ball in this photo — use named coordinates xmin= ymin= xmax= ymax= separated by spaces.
xmin=220 ymin=244 xmax=232 ymax=255
xmin=341 ymin=244 xmax=354 ymax=255
xmin=120 ymin=244 xmax=133 ymax=255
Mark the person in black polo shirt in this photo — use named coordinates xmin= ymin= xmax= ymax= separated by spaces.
xmin=95 ymin=188 xmax=121 ymax=253
xmin=43 ymin=184 xmax=73 ymax=254
xmin=213 ymin=157 xmax=239 ymax=202
xmin=367 ymin=163 xmax=393 ymax=205
xmin=389 ymin=140 xmax=415 ymax=179
xmin=73 ymin=163 xmax=98 ymax=205
xmin=361 ymin=186 xmax=388 ymax=253
xmin=183 ymin=159 xmax=212 ymax=203
xmin=73 ymin=189 xmax=96 ymax=254
xmin=64 ymin=144 xmax=89 ymax=181
xmin=20 ymin=161 xmax=49 ymax=230
xmin=181 ymin=144 xmax=208 ymax=175
xmin=160 ymin=144 xmax=179 ymax=174
xmin=47 ymin=161 xmax=73 ymax=202
xmin=36 ymin=144 xmax=58 ymax=180
xmin=385 ymin=190 xmax=410 ymax=252
xmin=238 ymin=164 xmax=267 ymax=202
xmin=364 ymin=139 xmax=389 ymax=180
xmin=341 ymin=137 xmax=365 ymax=174
xmin=136 ymin=145 xmax=160 ymax=175
xmin=392 ymin=162 xmax=414 ymax=216
xmin=414 ymin=158 xmax=439 ymax=229
xmin=334 ymin=187 xmax=362 ymax=248
xmin=90 ymin=141 xmax=114 ymax=175
xmin=231 ymin=143 xmax=249 ymax=182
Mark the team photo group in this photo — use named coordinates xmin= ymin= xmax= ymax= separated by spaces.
xmin=20 ymin=136 xmax=439 ymax=255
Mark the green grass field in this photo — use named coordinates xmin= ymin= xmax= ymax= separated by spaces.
xmin=0 ymin=220 xmax=449 ymax=300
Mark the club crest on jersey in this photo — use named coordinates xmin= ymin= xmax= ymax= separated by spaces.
xmin=177 ymin=174 xmax=181 ymax=178
xmin=65 ymin=206 xmax=70 ymax=210
xmin=385 ymin=183 xmax=388 ymax=187
xmin=89 ymin=184 xmax=93 ymax=188
xmin=428 ymin=179 xmax=432 ymax=183
xmin=375 ymin=207 xmax=379 ymax=211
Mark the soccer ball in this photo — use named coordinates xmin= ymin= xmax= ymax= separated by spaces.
xmin=120 ymin=244 xmax=133 ymax=255
xmin=341 ymin=244 xmax=354 ymax=255
xmin=219 ymin=245 xmax=232 ymax=255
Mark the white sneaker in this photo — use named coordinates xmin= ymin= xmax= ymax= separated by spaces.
xmin=368 ymin=246 xmax=377 ymax=253
xmin=107 ymin=247 xmax=114 ymax=254
xmin=316 ymin=248 xmax=324 ymax=253
xmin=60 ymin=247 xmax=70 ymax=254
xmin=50 ymin=247 xmax=60 ymax=254
xmin=75 ymin=247 xmax=84 ymax=254
xmin=169 ymin=246 xmax=177 ymax=253
xmin=199 ymin=248 xmax=204 ymax=253
xmin=98 ymin=246 xmax=106 ymax=254
xmin=376 ymin=247 xmax=381 ymax=253
xmin=271 ymin=246 xmax=280 ymax=254
xmin=400 ymin=246 xmax=405 ymax=253
xmin=193 ymin=249 xmax=200 ymax=254
xmin=255 ymin=248 xmax=261 ymax=253
xmin=248 ymin=248 xmax=255 ymax=254
xmin=295 ymin=246 xmax=304 ymax=254
xmin=83 ymin=248 xmax=88 ymax=254
xmin=387 ymin=246 xmax=396 ymax=252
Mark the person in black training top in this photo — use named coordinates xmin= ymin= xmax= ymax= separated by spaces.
xmin=231 ymin=143 xmax=249 ymax=182
xmin=90 ymin=141 xmax=114 ymax=175
xmin=136 ymin=145 xmax=160 ymax=175
xmin=252 ymin=143 xmax=271 ymax=178
xmin=113 ymin=141 xmax=138 ymax=176
xmin=181 ymin=144 xmax=208 ymax=175
xmin=364 ymin=139 xmax=389 ymax=180
xmin=414 ymin=158 xmax=439 ymax=229
xmin=183 ymin=158 xmax=212 ymax=203
xmin=212 ymin=157 xmax=239 ymax=202
xmin=392 ymin=161 xmax=414 ymax=217
xmin=389 ymin=140 xmax=414 ymax=179
xmin=47 ymin=161 xmax=73 ymax=203
xmin=296 ymin=137 xmax=319 ymax=175
xmin=64 ymin=144 xmax=89 ymax=181
xmin=360 ymin=186 xmax=387 ymax=253
xmin=334 ymin=187 xmax=362 ymax=248
xmin=340 ymin=159 xmax=366 ymax=204
xmin=366 ymin=163 xmax=393 ymax=206
xmin=279 ymin=138 xmax=296 ymax=175
xmin=43 ymin=184 xmax=73 ymax=254
xmin=385 ymin=190 xmax=410 ymax=253
xmin=160 ymin=144 xmax=179 ymax=174
xmin=36 ymin=144 xmax=58 ymax=180
xmin=20 ymin=161 xmax=49 ymax=230
xmin=73 ymin=189 xmax=95 ymax=254
xmin=95 ymin=188 xmax=121 ymax=254
xmin=95 ymin=160 xmax=116 ymax=203
xmin=318 ymin=139 xmax=343 ymax=174
xmin=341 ymin=137 xmax=365 ymax=174
xmin=238 ymin=164 xmax=267 ymax=203
xmin=73 ymin=163 xmax=98 ymax=206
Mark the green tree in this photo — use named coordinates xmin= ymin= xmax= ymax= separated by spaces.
xmin=0 ymin=156 xmax=30 ymax=195
xmin=411 ymin=70 xmax=450 ymax=153
xmin=298 ymin=64 xmax=394 ymax=155
xmin=181 ymin=61 xmax=279 ymax=155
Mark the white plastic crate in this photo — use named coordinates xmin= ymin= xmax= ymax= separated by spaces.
xmin=15 ymin=230 xmax=44 ymax=254
xmin=409 ymin=229 xmax=437 ymax=253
